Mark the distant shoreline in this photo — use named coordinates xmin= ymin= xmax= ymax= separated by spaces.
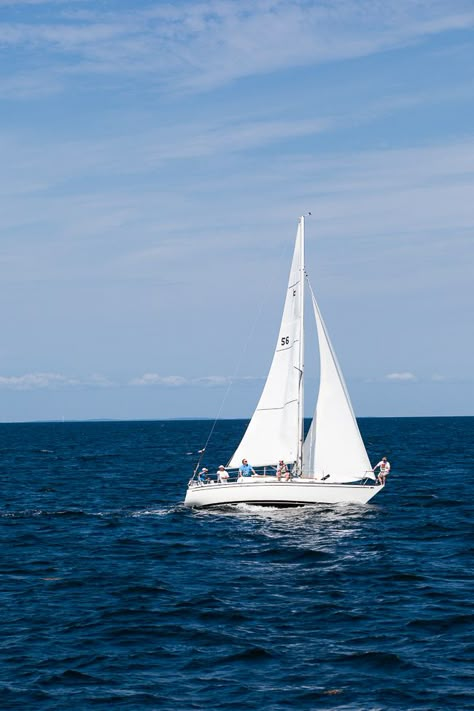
xmin=0 ymin=415 xmax=472 ymax=425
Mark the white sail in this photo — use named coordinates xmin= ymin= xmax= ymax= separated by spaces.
xmin=228 ymin=219 xmax=304 ymax=468
xmin=303 ymin=285 xmax=374 ymax=482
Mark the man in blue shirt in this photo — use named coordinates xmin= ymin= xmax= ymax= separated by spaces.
xmin=239 ymin=459 xmax=256 ymax=477
xmin=198 ymin=468 xmax=210 ymax=484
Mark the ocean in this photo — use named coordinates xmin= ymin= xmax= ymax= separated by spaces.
xmin=0 ymin=417 xmax=472 ymax=710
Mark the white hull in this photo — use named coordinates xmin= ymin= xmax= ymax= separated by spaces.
xmin=184 ymin=478 xmax=382 ymax=508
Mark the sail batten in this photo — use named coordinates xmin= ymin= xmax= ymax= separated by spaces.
xmin=257 ymin=399 xmax=298 ymax=412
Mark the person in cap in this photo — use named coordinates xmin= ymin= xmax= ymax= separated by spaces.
xmin=198 ymin=467 xmax=210 ymax=484
xmin=276 ymin=459 xmax=290 ymax=481
xmin=373 ymin=457 xmax=391 ymax=485
xmin=217 ymin=465 xmax=229 ymax=483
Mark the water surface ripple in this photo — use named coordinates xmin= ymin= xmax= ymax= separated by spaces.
xmin=0 ymin=418 xmax=472 ymax=710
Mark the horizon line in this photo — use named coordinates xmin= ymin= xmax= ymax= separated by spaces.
xmin=0 ymin=414 xmax=472 ymax=425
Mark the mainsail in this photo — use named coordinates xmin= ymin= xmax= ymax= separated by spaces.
xmin=303 ymin=285 xmax=374 ymax=481
xmin=228 ymin=219 xmax=305 ymax=468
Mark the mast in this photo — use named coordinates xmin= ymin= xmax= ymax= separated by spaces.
xmin=297 ymin=215 xmax=305 ymax=474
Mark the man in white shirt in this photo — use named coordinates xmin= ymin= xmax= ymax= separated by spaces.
xmin=217 ymin=465 xmax=229 ymax=483
xmin=373 ymin=457 xmax=391 ymax=485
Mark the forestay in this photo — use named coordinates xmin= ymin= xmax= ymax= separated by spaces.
xmin=303 ymin=285 xmax=374 ymax=482
xmin=228 ymin=220 xmax=304 ymax=468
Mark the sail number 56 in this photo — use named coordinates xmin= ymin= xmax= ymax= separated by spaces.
xmin=280 ymin=336 xmax=290 ymax=346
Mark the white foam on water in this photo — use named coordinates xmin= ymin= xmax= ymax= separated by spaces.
xmin=131 ymin=506 xmax=177 ymax=517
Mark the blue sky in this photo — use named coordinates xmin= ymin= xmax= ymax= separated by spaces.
xmin=0 ymin=0 xmax=473 ymax=421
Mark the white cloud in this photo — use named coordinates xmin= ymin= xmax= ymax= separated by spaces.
xmin=129 ymin=374 xmax=262 ymax=388
xmin=0 ymin=372 xmax=78 ymax=389
xmin=193 ymin=376 xmax=231 ymax=387
xmin=0 ymin=372 xmax=260 ymax=390
xmin=82 ymin=373 xmax=116 ymax=388
xmin=0 ymin=372 xmax=115 ymax=389
xmin=3 ymin=371 xmax=460 ymax=391
xmin=385 ymin=372 xmax=418 ymax=382
xmin=129 ymin=374 xmax=187 ymax=387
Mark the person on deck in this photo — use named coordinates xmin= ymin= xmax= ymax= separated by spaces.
xmin=373 ymin=457 xmax=391 ymax=485
xmin=198 ymin=468 xmax=210 ymax=484
xmin=239 ymin=459 xmax=256 ymax=478
xmin=276 ymin=460 xmax=290 ymax=481
xmin=217 ymin=465 xmax=229 ymax=483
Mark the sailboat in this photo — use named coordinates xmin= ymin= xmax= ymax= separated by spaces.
xmin=184 ymin=216 xmax=382 ymax=508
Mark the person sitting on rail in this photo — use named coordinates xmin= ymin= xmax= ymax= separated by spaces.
xmin=373 ymin=457 xmax=391 ymax=485
xmin=276 ymin=460 xmax=290 ymax=481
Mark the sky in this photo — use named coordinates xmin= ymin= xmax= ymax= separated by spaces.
xmin=0 ymin=0 xmax=473 ymax=421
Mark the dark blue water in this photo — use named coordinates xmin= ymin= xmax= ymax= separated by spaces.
xmin=0 ymin=417 xmax=472 ymax=710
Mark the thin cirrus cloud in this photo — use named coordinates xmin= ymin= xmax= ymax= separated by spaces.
xmin=2 ymin=92 xmax=472 ymax=198
xmin=1 ymin=1 xmax=474 ymax=96
xmin=0 ymin=115 xmax=331 ymax=201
